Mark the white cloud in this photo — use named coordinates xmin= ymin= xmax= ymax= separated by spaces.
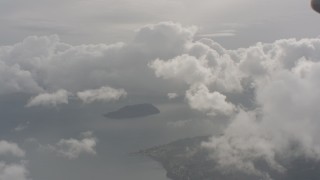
xmin=26 ymin=89 xmax=69 ymax=107
xmin=77 ymin=86 xmax=127 ymax=104
xmin=0 ymin=141 xmax=25 ymax=158
xmin=0 ymin=162 xmax=29 ymax=180
xmin=202 ymin=111 xmax=284 ymax=176
xmin=134 ymin=22 xmax=197 ymax=58
xmin=167 ymin=93 xmax=179 ymax=100
xmin=48 ymin=132 xmax=97 ymax=159
xmin=2 ymin=21 xmax=320 ymax=177
xmin=0 ymin=22 xmax=198 ymax=105
xmin=150 ymin=41 xmax=244 ymax=93
xmin=186 ymin=84 xmax=236 ymax=116
xmin=199 ymin=38 xmax=320 ymax=176
xmin=149 ymin=54 xmax=212 ymax=85
xmin=144 ymin=25 xmax=320 ymax=177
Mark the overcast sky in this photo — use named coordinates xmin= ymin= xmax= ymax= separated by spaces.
xmin=1 ymin=0 xmax=320 ymax=180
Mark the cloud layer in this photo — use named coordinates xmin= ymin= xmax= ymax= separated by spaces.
xmin=2 ymin=21 xmax=320 ymax=178
xmin=143 ymin=22 xmax=320 ymax=178
xmin=0 ymin=22 xmax=199 ymax=107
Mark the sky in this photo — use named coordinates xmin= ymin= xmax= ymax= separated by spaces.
xmin=1 ymin=0 xmax=320 ymax=180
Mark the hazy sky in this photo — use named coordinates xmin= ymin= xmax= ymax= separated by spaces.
xmin=1 ymin=0 xmax=319 ymax=47
xmin=1 ymin=0 xmax=320 ymax=180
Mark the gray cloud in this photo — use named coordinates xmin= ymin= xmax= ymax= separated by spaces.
xmin=0 ymin=141 xmax=29 ymax=180
xmin=0 ymin=61 xmax=43 ymax=94
xmin=0 ymin=141 xmax=25 ymax=158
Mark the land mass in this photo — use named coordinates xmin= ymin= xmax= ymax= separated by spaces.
xmin=138 ymin=136 xmax=320 ymax=180
xmin=104 ymin=103 xmax=160 ymax=119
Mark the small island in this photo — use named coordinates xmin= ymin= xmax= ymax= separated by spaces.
xmin=104 ymin=103 xmax=160 ymax=119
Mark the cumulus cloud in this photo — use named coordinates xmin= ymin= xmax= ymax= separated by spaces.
xmin=77 ymin=86 xmax=127 ymax=104
xmin=186 ymin=84 xmax=236 ymax=116
xmin=134 ymin=22 xmax=197 ymax=58
xmin=0 ymin=62 xmax=43 ymax=95
xmin=48 ymin=132 xmax=97 ymax=159
xmin=202 ymin=111 xmax=285 ymax=176
xmin=0 ymin=141 xmax=29 ymax=180
xmin=0 ymin=141 xmax=25 ymax=158
xmin=203 ymin=38 xmax=320 ymax=177
xmin=2 ymin=21 xmax=320 ymax=177
xmin=145 ymin=23 xmax=320 ymax=177
xmin=0 ymin=162 xmax=29 ymax=180
xmin=25 ymin=89 xmax=69 ymax=107
xmin=0 ymin=22 xmax=199 ymax=106
xmin=150 ymin=41 xmax=243 ymax=93
xmin=149 ymin=54 xmax=212 ymax=85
